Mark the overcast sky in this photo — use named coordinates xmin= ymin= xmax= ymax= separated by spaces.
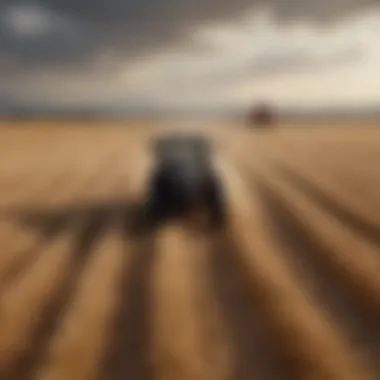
xmin=0 ymin=0 xmax=379 ymax=109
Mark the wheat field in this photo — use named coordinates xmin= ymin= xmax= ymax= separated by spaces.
xmin=0 ymin=121 xmax=380 ymax=380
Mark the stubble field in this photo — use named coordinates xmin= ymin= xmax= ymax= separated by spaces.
xmin=0 ymin=120 xmax=380 ymax=380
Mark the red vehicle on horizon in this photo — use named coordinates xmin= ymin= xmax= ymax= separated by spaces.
xmin=247 ymin=102 xmax=276 ymax=128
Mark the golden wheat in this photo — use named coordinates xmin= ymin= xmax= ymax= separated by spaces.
xmin=0 ymin=121 xmax=379 ymax=380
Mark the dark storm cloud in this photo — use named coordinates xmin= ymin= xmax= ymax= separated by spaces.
xmin=0 ymin=0 xmax=377 ymax=72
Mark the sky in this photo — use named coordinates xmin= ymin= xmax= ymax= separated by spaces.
xmin=0 ymin=0 xmax=379 ymax=110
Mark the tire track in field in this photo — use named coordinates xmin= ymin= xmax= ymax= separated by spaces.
xmin=151 ymin=225 xmax=231 ymax=380
xmin=252 ymin=164 xmax=380 ymax=314
xmin=209 ymin=233 xmax=291 ymax=380
xmin=218 ymin=160 xmax=375 ymax=380
xmin=5 ymin=213 xmax=113 ymax=380
xmin=0 ymin=222 xmax=44 ymax=290
xmin=261 ymin=146 xmax=380 ymax=231
xmin=34 ymin=227 xmax=126 ymax=380
xmin=272 ymin=162 xmax=380 ymax=246
xmin=7 ymin=157 xmax=130 ymax=240
xmin=254 ymin=179 xmax=380 ymax=374
xmin=0 ymin=226 xmax=79 ymax=377
xmin=0 ymin=151 xmax=128 ymax=294
xmin=100 ymin=236 xmax=154 ymax=380
xmin=248 ymin=166 xmax=380 ymax=372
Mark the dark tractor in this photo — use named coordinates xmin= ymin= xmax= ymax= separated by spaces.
xmin=143 ymin=132 xmax=226 ymax=228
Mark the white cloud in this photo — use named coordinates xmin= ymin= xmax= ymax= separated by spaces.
xmin=116 ymin=9 xmax=376 ymax=105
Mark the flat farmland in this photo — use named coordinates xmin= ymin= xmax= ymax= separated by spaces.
xmin=0 ymin=121 xmax=380 ymax=380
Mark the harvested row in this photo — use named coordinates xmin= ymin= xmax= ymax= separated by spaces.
xmin=217 ymin=160 xmax=375 ymax=380
xmin=261 ymin=139 xmax=380 ymax=207
xmin=278 ymin=149 xmax=380 ymax=198
xmin=34 ymin=228 xmax=126 ymax=380
xmin=0 ymin=220 xmax=230 ymax=380
xmin=0 ymin=221 xmax=43 ymax=289
xmin=251 ymin=164 xmax=380 ymax=317
xmin=268 ymin=158 xmax=380 ymax=233
xmin=151 ymin=225 xmax=230 ymax=380
xmin=0 ymin=226 xmax=79 ymax=377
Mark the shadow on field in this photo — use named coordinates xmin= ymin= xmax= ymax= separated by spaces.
xmin=3 ymin=200 xmax=155 ymax=243
xmin=2 ymin=200 xmax=157 ymax=380
xmin=210 ymin=234 xmax=292 ymax=380
xmin=102 ymin=238 xmax=154 ymax=380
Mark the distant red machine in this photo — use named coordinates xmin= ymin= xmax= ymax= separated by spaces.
xmin=247 ymin=103 xmax=276 ymax=128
